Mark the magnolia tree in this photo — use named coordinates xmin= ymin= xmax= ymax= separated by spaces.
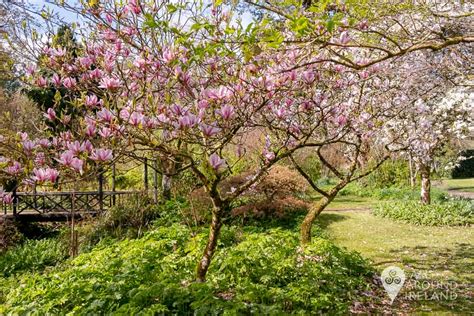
xmin=257 ymin=50 xmax=413 ymax=244
xmin=402 ymin=91 xmax=472 ymax=204
xmin=387 ymin=43 xmax=473 ymax=204
xmin=240 ymin=0 xmax=474 ymax=242
xmin=4 ymin=1 xmax=333 ymax=281
xmin=2 ymin=0 xmax=473 ymax=280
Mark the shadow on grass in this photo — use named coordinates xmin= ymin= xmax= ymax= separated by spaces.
xmin=315 ymin=212 xmax=350 ymax=230
xmin=396 ymin=242 xmax=473 ymax=283
xmin=447 ymin=186 xmax=474 ymax=191
xmin=384 ymin=242 xmax=474 ymax=313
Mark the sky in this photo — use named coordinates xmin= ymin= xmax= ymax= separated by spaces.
xmin=27 ymin=0 xmax=80 ymax=24
xmin=25 ymin=0 xmax=254 ymax=28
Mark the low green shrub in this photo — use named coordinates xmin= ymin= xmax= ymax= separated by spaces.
xmin=74 ymin=195 xmax=162 ymax=252
xmin=363 ymin=159 xmax=410 ymax=188
xmin=340 ymin=182 xmax=448 ymax=202
xmin=373 ymin=200 xmax=474 ymax=226
xmin=0 ymin=219 xmax=23 ymax=252
xmin=0 ymin=238 xmax=67 ymax=277
xmin=0 ymin=224 xmax=373 ymax=315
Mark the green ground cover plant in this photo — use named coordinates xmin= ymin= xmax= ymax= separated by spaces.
xmin=0 ymin=238 xmax=67 ymax=277
xmin=0 ymin=222 xmax=373 ymax=315
xmin=373 ymin=200 xmax=473 ymax=226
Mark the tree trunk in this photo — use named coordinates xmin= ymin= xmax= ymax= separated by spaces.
xmin=162 ymin=174 xmax=172 ymax=200
xmin=300 ymin=194 xmax=336 ymax=245
xmin=196 ymin=201 xmax=226 ymax=282
xmin=408 ymin=155 xmax=415 ymax=189
xmin=420 ymin=167 xmax=431 ymax=205
xmin=161 ymin=159 xmax=175 ymax=201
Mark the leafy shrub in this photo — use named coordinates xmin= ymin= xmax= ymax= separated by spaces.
xmin=0 ymin=238 xmax=67 ymax=277
xmin=0 ymin=219 xmax=23 ymax=252
xmin=113 ymin=167 xmax=143 ymax=189
xmin=373 ymin=200 xmax=474 ymax=226
xmin=0 ymin=224 xmax=373 ymax=315
xmin=340 ymin=182 xmax=448 ymax=202
xmin=452 ymin=149 xmax=474 ymax=178
xmin=190 ymin=165 xmax=309 ymax=222
xmin=363 ymin=159 xmax=410 ymax=188
xmin=74 ymin=194 xmax=161 ymax=252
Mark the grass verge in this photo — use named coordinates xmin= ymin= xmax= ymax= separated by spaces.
xmin=316 ymin=210 xmax=473 ymax=313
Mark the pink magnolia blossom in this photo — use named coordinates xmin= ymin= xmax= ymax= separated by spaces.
xmin=302 ymin=70 xmax=315 ymax=84
xmin=99 ymin=127 xmax=113 ymax=138
xmin=56 ymin=150 xmax=76 ymax=166
xmin=38 ymin=139 xmax=50 ymax=148
xmin=99 ymin=77 xmax=121 ymax=90
xmin=70 ymin=158 xmax=84 ymax=174
xmin=120 ymin=108 xmax=131 ymax=120
xmin=52 ymin=74 xmax=61 ymax=86
xmin=209 ymin=154 xmax=226 ymax=171
xmin=171 ymin=104 xmax=184 ymax=116
xmin=6 ymin=161 xmax=22 ymax=175
xmin=275 ymin=107 xmax=286 ymax=119
xmin=97 ymin=108 xmax=114 ymax=122
xmin=216 ymin=105 xmax=235 ymax=121
xmin=133 ymin=57 xmax=147 ymax=69
xmin=67 ymin=141 xmax=85 ymax=155
xmin=18 ymin=132 xmax=28 ymax=141
xmin=60 ymin=131 xmax=73 ymax=142
xmin=89 ymin=68 xmax=102 ymax=80
xmin=83 ymin=140 xmax=93 ymax=153
xmin=2 ymin=193 xmax=13 ymax=205
xmin=358 ymin=20 xmax=369 ymax=30
xmin=198 ymin=100 xmax=209 ymax=109
xmin=359 ymin=71 xmax=370 ymax=80
xmin=157 ymin=114 xmax=170 ymax=124
xmin=32 ymin=168 xmax=59 ymax=183
xmin=105 ymin=13 xmax=113 ymax=24
xmin=123 ymin=26 xmax=137 ymax=36
xmin=79 ymin=56 xmax=94 ymax=68
xmin=129 ymin=112 xmax=145 ymax=126
xmin=22 ymin=140 xmax=36 ymax=154
xmin=53 ymin=48 xmax=66 ymax=57
xmin=44 ymin=108 xmax=56 ymax=121
xmin=85 ymin=95 xmax=100 ymax=108
xmin=200 ymin=124 xmax=221 ymax=137
xmin=63 ymin=77 xmax=77 ymax=89
xmin=336 ymin=115 xmax=347 ymax=126
xmin=162 ymin=48 xmax=176 ymax=63
xmin=90 ymin=148 xmax=113 ymax=162
xmin=299 ymin=101 xmax=313 ymax=112
xmin=26 ymin=64 xmax=36 ymax=76
xmin=36 ymin=77 xmax=48 ymax=88
xmin=127 ymin=0 xmax=141 ymax=14
xmin=86 ymin=123 xmax=96 ymax=137
xmin=178 ymin=114 xmax=198 ymax=129
xmin=206 ymin=86 xmax=232 ymax=101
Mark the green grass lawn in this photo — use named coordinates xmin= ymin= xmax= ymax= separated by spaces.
xmin=316 ymin=210 xmax=473 ymax=313
xmin=435 ymin=178 xmax=474 ymax=193
xmin=327 ymin=195 xmax=376 ymax=210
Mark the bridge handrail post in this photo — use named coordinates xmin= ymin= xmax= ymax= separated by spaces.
xmin=144 ymin=158 xmax=149 ymax=194
xmin=12 ymin=189 xmax=17 ymax=216
xmin=98 ymin=168 xmax=104 ymax=212
xmin=112 ymin=164 xmax=116 ymax=206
